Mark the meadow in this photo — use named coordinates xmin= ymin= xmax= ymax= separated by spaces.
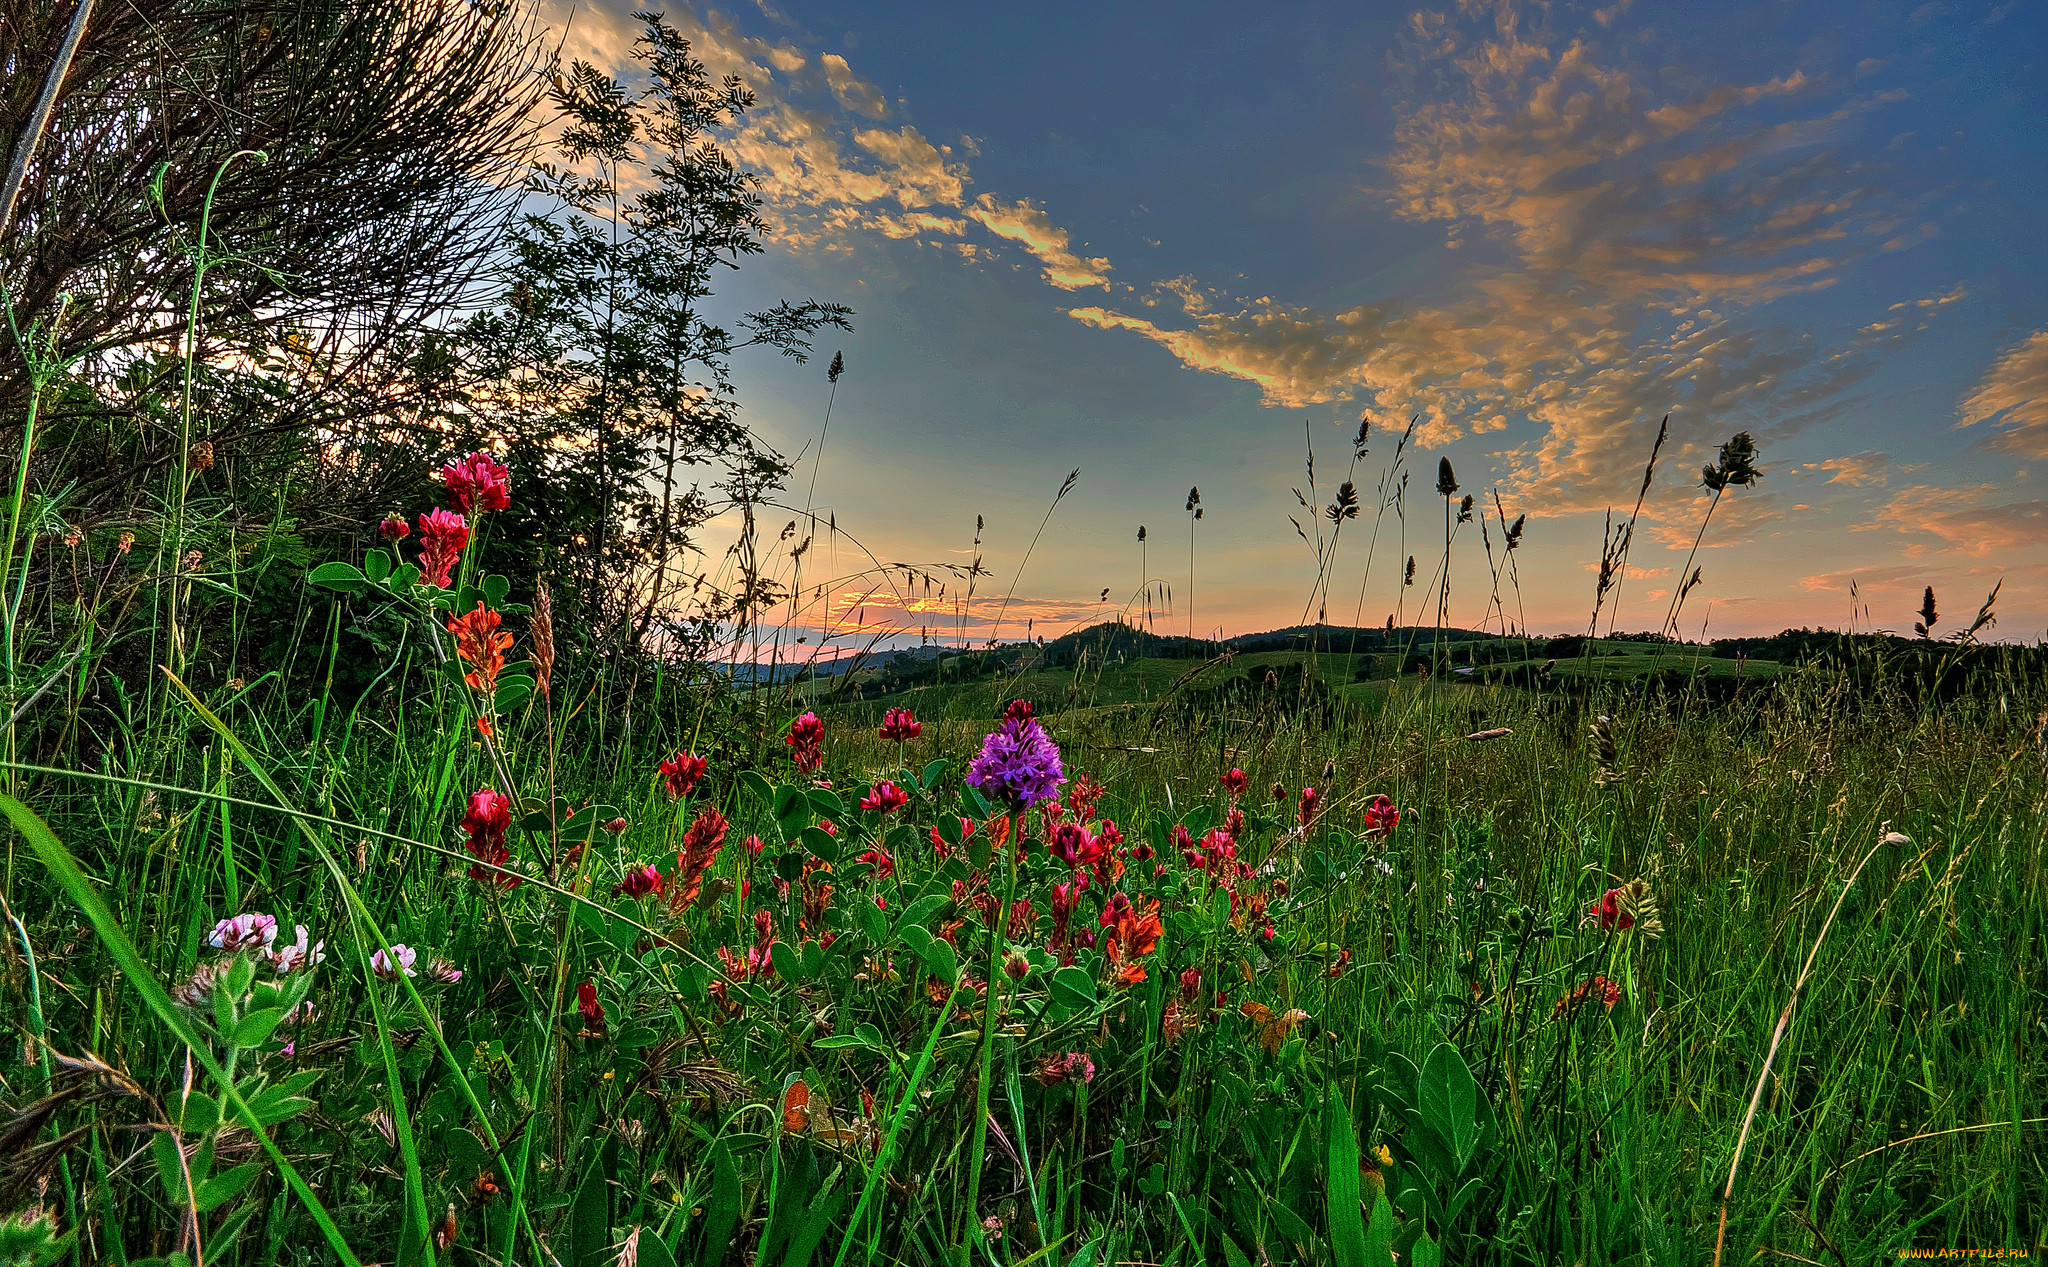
xmin=2 ymin=6 xmax=2044 ymax=1264
xmin=0 ymin=450 xmax=2040 ymax=1265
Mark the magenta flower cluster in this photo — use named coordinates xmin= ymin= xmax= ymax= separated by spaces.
xmin=966 ymin=701 xmax=1065 ymax=809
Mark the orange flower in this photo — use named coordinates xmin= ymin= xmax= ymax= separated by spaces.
xmin=447 ymin=603 xmax=512 ymax=694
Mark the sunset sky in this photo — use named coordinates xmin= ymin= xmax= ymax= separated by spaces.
xmin=554 ymin=0 xmax=2046 ymax=649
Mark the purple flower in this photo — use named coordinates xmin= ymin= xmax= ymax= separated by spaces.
xmin=209 ymin=913 xmax=278 ymax=952
xmin=967 ymin=706 xmax=1065 ymax=809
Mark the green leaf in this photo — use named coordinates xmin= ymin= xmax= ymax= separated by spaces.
xmin=570 ymin=1149 xmax=613 ymax=1267
xmin=363 ymin=550 xmax=392 ymax=584
xmin=800 ymin=825 xmax=841 ymax=864
xmin=1325 ymin=1085 xmax=1369 ymax=1267
xmin=1407 ymin=1233 xmax=1442 ymax=1267
xmin=900 ymin=894 xmax=949 ymax=927
xmin=738 ymin=770 xmax=775 ymax=805
xmin=195 ymin=1161 xmax=263 ymax=1213
xmin=1421 ymin=1044 xmax=1480 ymax=1171
xmin=770 ymin=940 xmax=803 ymax=982
xmin=1049 ymin=966 xmax=1097 ymax=1011
xmin=307 ymin=560 xmax=366 ymax=594
xmin=1365 ymin=1193 xmax=1397 ymax=1267
xmin=696 ymin=1140 xmax=743 ymax=1267
xmin=851 ymin=893 xmax=887 ymax=944
xmin=918 ymin=937 xmax=959 ymax=984
xmin=806 ymin=788 xmax=845 ymax=818
xmin=936 ymin=815 xmax=964 ymax=848
xmin=1210 ymin=884 xmax=1233 ymax=931
xmin=813 ymin=1033 xmax=875 ymax=1051
xmin=231 ymin=1007 xmax=287 ymax=1049
xmin=920 ymin=758 xmax=949 ymax=790
xmin=482 ymin=573 xmax=511 ymax=608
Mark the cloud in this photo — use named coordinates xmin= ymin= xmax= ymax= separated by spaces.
xmin=1066 ymin=5 xmax=1940 ymax=513
xmin=819 ymin=53 xmax=888 ymax=118
xmin=1957 ymin=329 xmax=2048 ymax=458
xmin=1794 ymin=451 xmax=1889 ymax=486
xmin=967 ymin=197 xmax=1112 ymax=290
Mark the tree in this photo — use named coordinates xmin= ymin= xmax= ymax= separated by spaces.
xmin=458 ymin=12 xmax=851 ymax=654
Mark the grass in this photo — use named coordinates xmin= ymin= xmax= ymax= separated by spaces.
xmin=0 ymin=523 xmax=2040 ymax=1265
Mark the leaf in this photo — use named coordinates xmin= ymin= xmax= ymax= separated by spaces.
xmin=570 ymin=1150 xmax=612 ymax=1267
xmin=482 ymin=573 xmax=511 ymax=608
xmin=900 ymin=894 xmax=949 ymax=927
xmin=363 ymin=550 xmax=392 ymax=584
xmin=919 ymin=758 xmax=949 ymax=790
xmin=806 ymin=788 xmax=845 ymax=819
xmin=307 ymin=560 xmax=366 ymax=594
xmin=1049 ymin=966 xmax=1097 ymax=1011
xmin=195 ymin=1161 xmax=263 ymax=1213
xmin=738 ymin=770 xmax=775 ymax=805
xmin=1325 ymin=1085 xmax=1368 ymax=1267
xmin=918 ymin=937 xmax=959 ymax=984
xmin=1365 ymin=1193 xmax=1398 ymax=1267
xmin=231 ymin=1008 xmax=287 ymax=1049
xmin=770 ymin=940 xmax=803 ymax=983
xmin=851 ymin=893 xmax=887 ymax=944
xmin=1420 ymin=1044 xmax=1480 ymax=1172
xmin=695 ymin=1139 xmax=743 ymax=1267
xmin=800 ymin=825 xmax=841 ymax=864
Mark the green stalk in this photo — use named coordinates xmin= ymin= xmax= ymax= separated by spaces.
xmin=962 ymin=809 xmax=1020 ymax=1250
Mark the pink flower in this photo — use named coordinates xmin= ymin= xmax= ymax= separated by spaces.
xmin=461 ymin=787 xmax=519 ymax=889
xmin=441 ymin=450 xmax=510 ymax=514
xmin=786 ymin=712 xmax=825 ymax=775
xmin=659 ymin=750 xmax=707 ymax=800
xmin=378 ymin=516 xmax=410 ymax=541
xmin=856 ymin=848 xmax=894 ymax=879
xmin=1362 ymin=794 xmax=1400 ymax=840
xmin=614 ymin=864 xmax=663 ymax=898
xmin=416 ymin=508 xmax=469 ymax=589
xmin=859 ymin=781 xmax=909 ymax=814
xmin=1296 ymin=786 xmax=1320 ymax=828
xmin=263 ymin=925 xmax=325 ymax=973
xmin=745 ymin=834 xmax=766 ymax=858
xmin=209 ymin=912 xmax=278 ymax=952
xmin=1220 ymin=768 xmax=1249 ymax=798
xmin=1033 ymin=1051 xmax=1096 ymax=1086
xmin=1594 ymin=888 xmax=1636 ymax=932
xmin=878 ymin=708 xmax=922 ymax=742
xmin=601 ymin=817 xmax=630 ymax=835
xmin=1048 ymin=821 xmax=1101 ymax=870
xmin=371 ymin=944 xmax=417 ymax=980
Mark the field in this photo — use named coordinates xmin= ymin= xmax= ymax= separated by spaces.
xmin=2 ymin=6 xmax=2044 ymax=1265
xmin=0 ymin=534 xmax=2041 ymax=1264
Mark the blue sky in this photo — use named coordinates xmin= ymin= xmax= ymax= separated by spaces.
xmin=553 ymin=0 xmax=2047 ymax=648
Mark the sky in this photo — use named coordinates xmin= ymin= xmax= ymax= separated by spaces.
xmin=548 ymin=0 xmax=2047 ymax=651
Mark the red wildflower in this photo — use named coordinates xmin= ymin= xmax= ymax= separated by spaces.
xmin=1594 ymin=888 xmax=1635 ymax=932
xmin=1179 ymin=966 xmax=1202 ymax=1003
xmin=1066 ymin=773 xmax=1106 ymax=818
xmin=856 ymin=848 xmax=894 ymax=879
xmin=441 ymin=450 xmax=511 ymax=514
xmin=859 ymin=781 xmax=909 ymax=814
xmin=659 ymin=750 xmax=707 ymax=800
xmin=1554 ymin=975 xmax=1624 ymax=1017
xmin=930 ymin=817 xmax=975 ymax=856
xmin=671 ymin=807 xmax=728 ymax=908
xmin=614 ymin=864 xmax=663 ymax=898
xmin=416 ymin=508 xmax=469 ymax=589
xmin=786 ymin=712 xmax=825 ymax=775
xmin=1220 ymin=767 xmax=1249 ymax=798
xmin=1270 ymin=781 xmax=1286 ymax=803
xmin=460 ymin=787 xmax=518 ymax=889
xmin=575 ymin=981 xmax=604 ymax=1029
xmin=878 ymin=708 xmax=922 ymax=742
xmin=1329 ymin=949 xmax=1351 ymax=977
xmin=447 ymin=602 xmax=513 ymax=694
xmin=1048 ymin=821 xmax=1101 ymax=870
xmin=745 ymin=834 xmax=766 ymax=858
xmin=1296 ymin=786 xmax=1321 ymax=828
xmin=1362 ymin=794 xmax=1400 ymax=840
xmin=378 ymin=515 xmax=410 ymax=541
xmin=1003 ymin=699 xmax=1035 ymax=723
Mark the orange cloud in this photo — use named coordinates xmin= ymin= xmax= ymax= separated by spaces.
xmin=1957 ymin=329 xmax=2048 ymax=459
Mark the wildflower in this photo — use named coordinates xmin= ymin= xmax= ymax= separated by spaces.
xmin=1554 ymin=975 xmax=1623 ymax=1017
xmin=441 ymin=450 xmax=511 ymax=514
xmin=1220 ymin=767 xmax=1249 ymax=799
xmin=1361 ymin=794 xmax=1400 ymax=840
xmin=602 ymin=817 xmax=629 ymax=835
xmin=745 ymin=834 xmax=766 ymax=858
xmin=930 ymin=817 xmax=975 ymax=855
xmin=379 ymin=515 xmax=410 ymax=541
xmin=859 ymin=781 xmax=909 ymax=814
xmin=447 ymin=603 xmax=512 ymax=694
xmin=1270 ymin=781 xmax=1286 ymax=803
xmin=173 ymin=960 xmax=232 ymax=1009
xmin=264 ymin=924 xmax=325 ymax=974
xmin=856 ymin=848 xmax=894 ymax=879
xmin=461 ymin=787 xmax=519 ymax=889
xmin=576 ymin=981 xmax=605 ymax=1029
xmin=614 ymin=864 xmax=663 ymax=898
xmin=659 ymin=750 xmax=707 ymax=800
xmin=116 ymin=531 xmax=135 ymax=554
xmin=1032 ymin=1051 xmax=1096 ymax=1086
xmin=1048 ymin=821 xmax=1102 ymax=870
xmin=1179 ymin=966 xmax=1202 ymax=1003
xmin=1585 ymin=879 xmax=1661 ymax=937
xmin=672 ymin=808 xmax=728 ymax=908
xmin=786 ymin=712 xmax=825 ymax=775
xmin=1296 ymin=786 xmax=1320 ymax=828
xmin=878 ymin=708 xmax=922 ymax=741
xmin=426 ymin=957 xmax=463 ymax=985
xmin=371 ymin=944 xmax=418 ymax=980
xmin=1328 ymin=949 xmax=1351 ymax=978
xmin=209 ymin=912 xmax=278 ymax=952
xmin=966 ymin=703 xmax=1065 ymax=809
xmin=416 ymin=508 xmax=469 ymax=589
xmin=1004 ymin=952 xmax=1030 ymax=980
